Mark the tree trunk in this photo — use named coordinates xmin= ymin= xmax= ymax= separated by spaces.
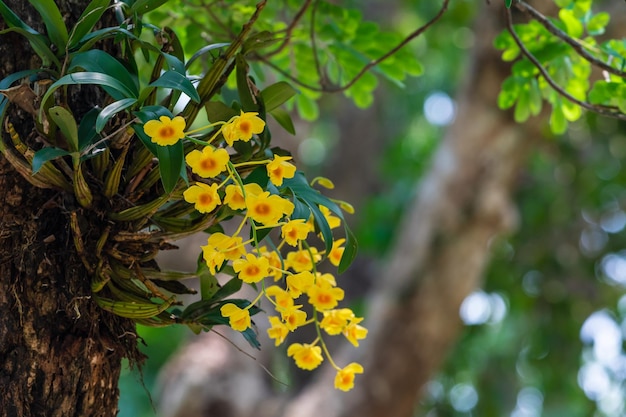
xmin=0 ymin=2 xmax=140 ymax=416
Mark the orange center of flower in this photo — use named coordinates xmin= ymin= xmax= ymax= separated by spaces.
xmin=239 ymin=120 xmax=251 ymax=135
xmin=160 ymin=126 xmax=175 ymax=138
xmin=246 ymin=265 xmax=260 ymax=275
xmin=254 ymin=203 xmax=271 ymax=215
xmin=302 ymin=352 xmax=316 ymax=364
xmin=317 ymin=293 xmax=332 ymax=304
xmin=339 ymin=373 xmax=352 ymax=385
xmin=199 ymin=193 xmax=213 ymax=205
xmin=200 ymin=158 xmax=217 ymax=170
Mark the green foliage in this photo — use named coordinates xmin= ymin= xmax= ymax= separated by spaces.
xmin=494 ymin=0 xmax=626 ymax=136
xmin=146 ymin=0 xmax=424 ymax=118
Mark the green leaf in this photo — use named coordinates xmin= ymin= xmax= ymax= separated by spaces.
xmin=69 ymin=50 xmax=139 ymax=99
xmin=211 ymin=277 xmax=243 ymax=302
xmin=48 ymin=106 xmax=79 ymax=151
xmin=561 ymin=99 xmax=581 ymax=121
xmin=0 ymin=0 xmax=57 ymax=66
xmin=186 ymin=43 xmax=230 ymax=70
xmin=284 ymin=172 xmax=344 ymax=257
xmin=73 ymin=26 xmax=147 ymax=53
xmin=241 ymin=327 xmax=261 ymax=350
xmin=148 ymin=70 xmax=200 ymax=103
xmin=236 ymin=54 xmax=256 ymax=112
xmin=528 ymin=78 xmax=543 ymax=116
xmin=205 ymin=101 xmax=238 ymax=124
xmin=296 ymin=94 xmax=319 ymax=121
xmin=261 ymin=81 xmax=298 ymax=112
xmin=554 ymin=0 xmax=572 ymax=7
xmin=41 ymin=72 xmax=138 ymax=123
xmin=498 ymin=76 xmax=521 ymax=109
xmin=549 ymin=99 xmax=567 ymax=134
xmin=197 ymin=260 xmax=219 ymax=301
xmin=156 ymin=141 xmax=184 ymax=194
xmin=28 ymin=0 xmax=69 ymax=50
xmin=130 ymin=0 xmax=169 ymax=14
xmin=78 ymin=107 xmax=101 ymax=151
xmin=514 ymin=87 xmax=530 ymax=123
xmin=270 ymin=108 xmax=296 ymax=135
xmin=588 ymin=81 xmax=617 ymax=105
xmin=505 ymin=0 xmax=512 ymax=8
xmin=68 ymin=0 xmax=110 ymax=48
xmin=32 ymin=147 xmax=71 ymax=174
xmin=587 ymin=12 xmax=610 ymax=36
xmin=96 ymin=98 xmax=137 ymax=133
xmin=242 ymin=31 xmax=280 ymax=55
xmin=558 ymin=9 xmax=583 ymax=38
xmin=338 ymin=226 xmax=358 ymax=274
xmin=572 ymin=0 xmax=592 ymax=18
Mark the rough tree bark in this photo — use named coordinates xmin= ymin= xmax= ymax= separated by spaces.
xmin=155 ymin=2 xmax=538 ymax=417
xmin=0 ymin=2 xmax=140 ymax=416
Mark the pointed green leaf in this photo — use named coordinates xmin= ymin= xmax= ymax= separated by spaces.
xmin=48 ymin=106 xmax=79 ymax=151
xmin=505 ymin=0 xmax=512 ymax=8
xmin=28 ymin=0 xmax=69 ymax=50
xmin=0 ymin=0 xmax=57 ymax=67
xmin=211 ymin=277 xmax=243 ymax=302
xmin=261 ymin=81 xmax=297 ymax=112
xmin=41 ymin=72 xmax=138 ymax=122
xmin=186 ymin=43 xmax=230 ymax=70
xmin=70 ymin=50 xmax=139 ymax=98
xmin=32 ymin=147 xmax=71 ymax=174
xmin=73 ymin=26 xmax=147 ymax=53
xmin=148 ymin=70 xmax=200 ymax=103
xmin=270 ymin=108 xmax=296 ymax=135
xmin=338 ymin=226 xmax=358 ymax=274
xmin=236 ymin=54 xmax=256 ymax=112
xmin=205 ymin=101 xmax=238 ymax=124
xmin=68 ymin=0 xmax=110 ymax=48
xmin=197 ymin=257 xmax=219 ymax=300
xmin=96 ymin=98 xmax=137 ymax=133
xmin=156 ymin=140 xmax=184 ymax=194
xmin=78 ymin=107 xmax=101 ymax=150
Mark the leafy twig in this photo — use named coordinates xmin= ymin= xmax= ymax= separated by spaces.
xmin=505 ymin=7 xmax=626 ymax=121
xmin=257 ymin=0 xmax=451 ymax=93
xmin=265 ymin=0 xmax=313 ymax=58
xmin=514 ymin=0 xmax=626 ymax=79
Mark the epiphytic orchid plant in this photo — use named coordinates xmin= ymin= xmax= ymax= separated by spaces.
xmin=0 ymin=0 xmax=362 ymax=391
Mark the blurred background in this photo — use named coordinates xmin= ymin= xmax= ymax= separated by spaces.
xmin=118 ymin=0 xmax=626 ymax=416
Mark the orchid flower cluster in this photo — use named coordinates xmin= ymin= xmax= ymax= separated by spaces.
xmin=0 ymin=0 xmax=365 ymax=393
xmin=142 ymin=112 xmax=367 ymax=391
